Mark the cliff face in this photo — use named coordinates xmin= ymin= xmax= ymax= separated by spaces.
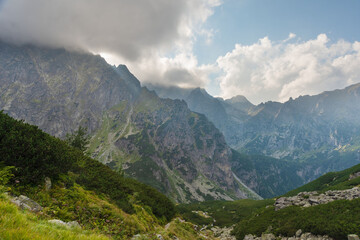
xmin=0 ymin=41 xmax=252 ymax=202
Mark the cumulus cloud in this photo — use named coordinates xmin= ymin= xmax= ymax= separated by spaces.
xmin=216 ymin=34 xmax=360 ymax=104
xmin=0 ymin=0 xmax=220 ymax=88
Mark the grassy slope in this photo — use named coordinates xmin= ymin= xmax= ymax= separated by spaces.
xmin=285 ymin=163 xmax=360 ymax=197
xmin=0 ymin=111 xmax=226 ymax=240
xmin=0 ymin=111 xmax=177 ymax=238
xmin=231 ymin=164 xmax=360 ymax=240
xmin=0 ymin=193 xmax=109 ymax=240
xmin=0 ymin=191 xmax=221 ymax=240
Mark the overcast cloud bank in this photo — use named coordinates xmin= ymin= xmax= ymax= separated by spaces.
xmin=0 ymin=0 xmax=359 ymax=104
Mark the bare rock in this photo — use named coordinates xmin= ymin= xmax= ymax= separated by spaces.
xmin=156 ymin=234 xmax=164 ymax=240
xmin=348 ymin=234 xmax=360 ymax=240
xmin=11 ymin=195 xmax=42 ymax=212
xmin=349 ymin=172 xmax=360 ymax=180
xmin=244 ymin=234 xmax=255 ymax=240
xmin=261 ymin=233 xmax=275 ymax=240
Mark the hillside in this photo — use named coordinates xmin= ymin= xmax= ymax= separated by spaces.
xmin=0 ymin=41 xmax=256 ymax=202
xmin=0 ymin=110 xmax=232 ymax=239
xmin=178 ymin=162 xmax=360 ymax=240
xmin=232 ymin=163 xmax=360 ymax=240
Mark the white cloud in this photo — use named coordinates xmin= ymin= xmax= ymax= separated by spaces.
xmin=216 ymin=34 xmax=360 ymax=104
xmin=0 ymin=0 xmax=220 ymax=88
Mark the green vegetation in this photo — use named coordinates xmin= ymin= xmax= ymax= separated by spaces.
xmin=285 ymin=162 xmax=360 ymax=197
xmin=0 ymin=193 xmax=109 ymax=240
xmin=177 ymin=199 xmax=274 ymax=227
xmin=0 ymin=111 xmax=177 ymax=239
xmin=232 ymin=199 xmax=360 ymax=240
xmin=230 ymin=162 xmax=360 ymax=240
xmin=65 ymin=126 xmax=90 ymax=153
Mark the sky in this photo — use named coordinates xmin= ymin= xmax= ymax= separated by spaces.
xmin=0 ymin=0 xmax=360 ymax=104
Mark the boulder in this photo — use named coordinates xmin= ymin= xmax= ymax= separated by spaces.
xmin=244 ymin=234 xmax=255 ymax=240
xmin=11 ymin=195 xmax=42 ymax=212
xmin=348 ymin=234 xmax=360 ymax=240
xmin=261 ymin=233 xmax=276 ymax=240
xmin=296 ymin=229 xmax=302 ymax=238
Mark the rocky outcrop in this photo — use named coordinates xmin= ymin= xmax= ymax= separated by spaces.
xmin=211 ymin=226 xmax=236 ymax=240
xmin=10 ymin=195 xmax=42 ymax=212
xmin=349 ymin=172 xmax=360 ymax=180
xmin=244 ymin=230 xmax=333 ymax=240
xmin=275 ymin=187 xmax=360 ymax=211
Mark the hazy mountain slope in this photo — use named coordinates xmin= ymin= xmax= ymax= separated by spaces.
xmin=0 ymin=41 xmax=252 ymax=202
xmin=238 ymin=85 xmax=360 ymax=159
xmin=149 ymin=83 xmax=360 ymax=196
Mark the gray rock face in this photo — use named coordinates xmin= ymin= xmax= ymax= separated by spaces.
xmin=10 ymin=195 xmax=42 ymax=212
xmin=274 ymin=187 xmax=360 ymax=211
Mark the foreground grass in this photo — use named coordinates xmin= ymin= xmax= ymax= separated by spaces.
xmin=0 ymin=194 xmax=109 ymax=240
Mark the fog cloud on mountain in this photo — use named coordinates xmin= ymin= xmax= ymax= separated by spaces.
xmin=0 ymin=0 xmax=219 ymax=89
xmin=0 ymin=0 xmax=359 ymax=104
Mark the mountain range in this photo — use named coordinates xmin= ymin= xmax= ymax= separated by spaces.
xmin=148 ymin=82 xmax=360 ymax=194
xmin=1 ymin=40 xmax=360 ymax=201
xmin=0 ymin=41 xmax=261 ymax=202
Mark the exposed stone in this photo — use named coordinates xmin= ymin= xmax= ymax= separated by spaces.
xmin=156 ymin=234 xmax=164 ymax=240
xmin=274 ymin=187 xmax=360 ymax=210
xmin=349 ymin=172 xmax=360 ymax=180
xmin=211 ymin=226 xmax=236 ymax=240
xmin=244 ymin=231 xmax=333 ymax=240
xmin=45 ymin=177 xmax=52 ymax=191
xmin=348 ymin=234 xmax=360 ymax=240
xmin=48 ymin=219 xmax=81 ymax=228
xmin=261 ymin=233 xmax=276 ymax=240
xmin=11 ymin=195 xmax=42 ymax=212
xmin=48 ymin=219 xmax=68 ymax=227
xmin=244 ymin=234 xmax=255 ymax=240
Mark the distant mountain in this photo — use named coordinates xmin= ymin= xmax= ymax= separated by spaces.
xmin=0 ymin=41 xmax=259 ymax=202
xmin=148 ymin=83 xmax=360 ymax=194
